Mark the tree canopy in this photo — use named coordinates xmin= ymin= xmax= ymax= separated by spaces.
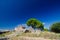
xmin=26 ymin=18 xmax=44 ymax=30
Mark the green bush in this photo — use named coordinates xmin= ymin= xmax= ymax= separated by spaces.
xmin=50 ymin=22 xmax=60 ymax=33
xmin=0 ymin=34 xmax=5 ymax=37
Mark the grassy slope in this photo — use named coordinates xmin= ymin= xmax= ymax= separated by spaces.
xmin=9 ymin=31 xmax=60 ymax=40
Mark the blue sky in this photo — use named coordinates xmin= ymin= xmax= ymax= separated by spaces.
xmin=0 ymin=0 xmax=60 ymax=30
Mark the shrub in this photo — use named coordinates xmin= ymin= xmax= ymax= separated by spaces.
xmin=50 ymin=22 xmax=60 ymax=33
xmin=44 ymin=28 xmax=49 ymax=31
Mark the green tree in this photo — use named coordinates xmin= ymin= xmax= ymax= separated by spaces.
xmin=26 ymin=18 xmax=44 ymax=30
xmin=50 ymin=22 xmax=60 ymax=33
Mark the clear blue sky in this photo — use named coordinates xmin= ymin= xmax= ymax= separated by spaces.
xmin=0 ymin=0 xmax=60 ymax=30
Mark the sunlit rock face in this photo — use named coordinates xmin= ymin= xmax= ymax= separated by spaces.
xmin=28 ymin=27 xmax=35 ymax=33
xmin=15 ymin=25 xmax=26 ymax=32
xmin=14 ymin=25 xmax=41 ymax=33
xmin=28 ymin=27 xmax=41 ymax=33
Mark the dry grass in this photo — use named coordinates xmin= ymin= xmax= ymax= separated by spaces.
xmin=16 ymin=31 xmax=60 ymax=39
xmin=9 ymin=31 xmax=60 ymax=40
xmin=9 ymin=36 xmax=51 ymax=40
xmin=0 ymin=32 xmax=12 ymax=37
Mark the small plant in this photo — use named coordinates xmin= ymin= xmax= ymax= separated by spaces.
xmin=44 ymin=28 xmax=49 ymax=31
xmin=0 ymin=34 xmax=5 ymax=37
